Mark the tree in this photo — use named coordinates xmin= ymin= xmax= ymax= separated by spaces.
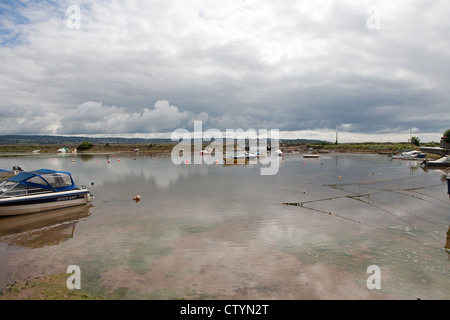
xmin=443 ymin=129 xmax=450 ymax=143
xmin=77 ymin=141 xmax=94 ymax=151
xmin=410 ymin=136 xmax=420 ymax=146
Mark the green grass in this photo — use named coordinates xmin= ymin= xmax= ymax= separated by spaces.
xmin=0 ymin=273 xmax=105 ymax=300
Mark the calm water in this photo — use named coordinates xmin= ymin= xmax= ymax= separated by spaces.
xmin=0 ymin=152 xmax=448 ymax=299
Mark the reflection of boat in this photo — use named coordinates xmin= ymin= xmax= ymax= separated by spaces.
xmin=391 ymin=150 xmax=427 ymax=159
xmin=445 ymin=225 xmax=450 ymax=260
xmin=0 ymin=204 xmax=92 ymax=248
xmin=0 ymin=169 xmax=91 ymax=216
xmin=223 ymin=158 xmax=248 ymax=164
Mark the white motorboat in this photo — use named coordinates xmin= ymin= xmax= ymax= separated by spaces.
xmin=420 ymin=155 xmax=450 ymax=168
xmin=391 ymin=150 xmax=427 ymax=159
xmin=0 ymin=169 xmax=91 ymax=216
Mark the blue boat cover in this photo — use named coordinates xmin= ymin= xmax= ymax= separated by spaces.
xmin=8 ymin=169 xmax=77 ymax=192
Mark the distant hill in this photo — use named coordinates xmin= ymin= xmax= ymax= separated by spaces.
xmin=0 ymin=135 xmax=174 ymax=145
xmin=281 ymin=139 xmax=328 ymax=145
xmin=0 ymin=135 xmax=327 ymax=146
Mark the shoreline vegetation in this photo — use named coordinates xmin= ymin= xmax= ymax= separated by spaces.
xmin=0 ymin=141 xmax=443 ymax=158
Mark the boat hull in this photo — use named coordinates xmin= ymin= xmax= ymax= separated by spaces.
xmin=0 ymin=189 xmax=91 ymax=216
xmin=303 ymin=154 xmax=321 ymax=158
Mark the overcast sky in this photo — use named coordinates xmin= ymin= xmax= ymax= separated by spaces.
xmin=1 ymin=0 xmax=449 ymax=142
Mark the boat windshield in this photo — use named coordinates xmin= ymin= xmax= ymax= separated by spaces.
xmin=39 ymin=172 xmax=73 ymax=188
xmin=0 ymin=181 xmax=16 ymax=195
xmin=0 ymin=180 xmax=52 ymax=198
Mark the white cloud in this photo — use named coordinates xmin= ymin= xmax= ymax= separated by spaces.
xmin=0 ymin=0 xmax=449 ymax=139
xmin=58 ymin=100 xmax=200 ymax=134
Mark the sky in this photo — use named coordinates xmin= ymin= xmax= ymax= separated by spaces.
xmin=0 ymin=0 xmax=449 ymax=142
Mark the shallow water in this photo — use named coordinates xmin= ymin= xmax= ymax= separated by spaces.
xmin=0 ymin=152 xmax=448 ymax=299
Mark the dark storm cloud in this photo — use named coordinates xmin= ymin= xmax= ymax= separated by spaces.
xmin=0 ymin=0 xmax=449 ymax=141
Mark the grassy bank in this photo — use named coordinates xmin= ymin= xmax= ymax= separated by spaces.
xmin=281 ymin=142 xmax=441 ymax=155
xmin=0 ymin=142 xmax=441 ymax=155
xmin=0 ymin=143 xmax=176 ymax=154
xmin=0 ymin=273 xmax=104 ymax=300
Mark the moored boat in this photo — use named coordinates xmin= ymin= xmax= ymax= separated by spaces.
xmin=391 ymin=150 xmax=427 ymax=160
xmin=274 ymin=149 xmax=283 ymax=156
xmin=420 ymin=155 xmax=450 ymax=168
xmin=0 ymin=169 xmax=91 ymax=216
xmin=0 ymin=166 xmax=24 ymax=181
xmin=303 ymin=149 xmax=321 ymax=158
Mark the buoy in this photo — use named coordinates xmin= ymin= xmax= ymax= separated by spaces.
xmin=118 ymin=159 xmax=120 ymax=162
xmin=97 ymin=161 xmax=99 ymax=164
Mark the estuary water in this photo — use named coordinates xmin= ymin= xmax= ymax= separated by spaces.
xmin=0 ymin=152 xmax=448 ymax=299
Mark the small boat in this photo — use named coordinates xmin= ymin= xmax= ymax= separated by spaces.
xmin=420 ymin=156 xmax=450 ymax=168
xmin=246 ymin=151 xmax=259 ymax=160
xmin=223 ymin=152 xmax=249 ymax=164
xmin=0 ymin=169 xmax=91 ymax=216
xmin=199 ymin=149 xmax=213 ymax=156
xmin=303 ymin=149 xmax=321 ymax=158
xmin=223 ymin=151 xmax=258 ymax=162
xmin=0 ymin=166 xmax=24 ymax=181
xmin=274 ymin=149 xmax=283 ymax=156
xmin=391 ymin=150 xmax=427 ymax=160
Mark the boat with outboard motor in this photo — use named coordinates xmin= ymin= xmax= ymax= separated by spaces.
xmin=391 ymin=150 xmax=427 ymax=160
xmin=0 ymin=169 xmax=91 ymax=216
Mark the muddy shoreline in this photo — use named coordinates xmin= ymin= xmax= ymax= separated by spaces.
xmin=0 ymin=142 xmax=441 ymax=157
